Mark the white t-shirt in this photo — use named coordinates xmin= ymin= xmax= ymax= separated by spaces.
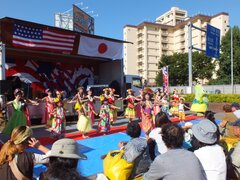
xmin=149 ymin=128 xmax=167 ymax=156
xmin=194 ymin=144 xmax=226 ymax=180
xmin=233 ymin=109 xmax=240 ymax=119
xmin=178 ymin=103 xmax=184 ymax=112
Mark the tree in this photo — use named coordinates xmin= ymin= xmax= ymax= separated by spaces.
xmin=155 ymin=52 xmax=215 ymax=86
xmin=209 ymin=26 xmax=240 ymax=84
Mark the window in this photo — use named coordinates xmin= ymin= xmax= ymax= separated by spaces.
xmin=132 ymin=78 xmax=142 ymax=88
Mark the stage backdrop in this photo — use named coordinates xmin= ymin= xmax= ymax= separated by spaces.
xmin=5 ymin=58 xmax=94 ymax=97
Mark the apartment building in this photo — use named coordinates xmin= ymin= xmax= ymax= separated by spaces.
xmin=123 ymin=7 xmax=229 ymax=85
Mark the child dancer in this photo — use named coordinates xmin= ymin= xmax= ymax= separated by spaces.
xmin=51 ymin=99 xmax=66 ymax=139
xmin=108 ymin=88 xmax=118 ymax=124
xmin=70 ymin=87 xmax=86 ymax=111
xmin=86 ymin=88 xmax=97 ymax=125
xmin=98 ymin=97 xmax=120 ymax=135
xmin=77 ymin=105 xmax=92 ymax=139
xmin=178 ymin=97 xmax=190 ymax=124
xmin=124 ymin=89 xmax=137 ymax=122
xmin=135 ymin=89 xmax=144 ymax=121
xmin=141 ymin=93 xmax=154 ymax=137
xmin=41 ymin=89 xmax=55 ymax=127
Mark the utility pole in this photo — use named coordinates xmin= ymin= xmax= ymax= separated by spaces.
xmin=0 ymin=42 xmax=6 ymax=80
xmin=188 ymin=22 xmax=192 ymax=93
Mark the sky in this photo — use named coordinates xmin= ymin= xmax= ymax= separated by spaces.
xmin=0 ymin=0 xmax=239 ymax=40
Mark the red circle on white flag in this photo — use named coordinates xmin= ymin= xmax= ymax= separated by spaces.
xmin=98 ymin=43 xmax=108 ymax=54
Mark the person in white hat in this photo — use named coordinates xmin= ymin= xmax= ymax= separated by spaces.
xmin=191 ymin=119 xmax=226 ymax=180
xmin=40 ymin=138 xmax=87 ymax=180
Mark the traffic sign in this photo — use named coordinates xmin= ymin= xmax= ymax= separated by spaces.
xmin=206 ymin=24 xmax=220 ymax=58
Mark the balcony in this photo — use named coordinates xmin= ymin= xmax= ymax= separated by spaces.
xmin=162 ymin=46 xmax=168 ymax=50
xmin=138 ymin=46 xmax=143 ymax=51
xmin=162 ymin=32 xmax=168 ymax=36
xmin=161 ymin=38 xmax=168 ymax=43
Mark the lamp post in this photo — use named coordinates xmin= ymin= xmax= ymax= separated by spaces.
xmin=227 ymin=25 xmax=234 ymax=94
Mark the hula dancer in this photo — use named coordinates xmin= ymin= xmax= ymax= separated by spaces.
xmin=135 ymin=89 xmax=144 ymax=121
xmin=86 ymin=88 xmax=97 ymax=125
xmin=124 ymin=89 xmax=137 ymax=122
xmin=153 ymin=88 xmax=162 ymax=116
xmin=41 ymin=89 xmax=55 ymax=127
xmin=77 ymin=105 xmax=92 ymax=139
xmin=2 ymin=89 xmax=27 ymax=135
xmin=98 ymin=96 xmax=120 ymax=135
xmin=108 ymin=88 xmax=119 ymax=124
xmin=141 ymin=93 xmax=154 ymax=137
xmin=51 ymin=98 xmax=66 ymax=139
xmin=70 ymin=87 xmax=85 ymax=111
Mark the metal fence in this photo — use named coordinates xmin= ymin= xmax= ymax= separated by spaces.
xmin=169 ymin=85 xmax=240 ymax=94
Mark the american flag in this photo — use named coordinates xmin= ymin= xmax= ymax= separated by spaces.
xmin=12 ymin=23 xmax=76 ymax=53
xmin=162 ymin=66 xmax=169 ymax=94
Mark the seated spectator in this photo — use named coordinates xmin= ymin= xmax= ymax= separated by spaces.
xmin=40 ymin=138 xmax=87 ymax=180
xmin=148 ymin=112 xmax=170 ymax=159
xmin=231 ymin=102 xmax=240 ymax=119
xmin=229 ymin=141 xmax=240 ymax=179
xmin=204 ymin=111 xmax=220 ymax=140
xmin=144 ymin=124 xmax=206 ymax=180
xmin=0 ymin=126 xmax=50 ymax=180
xmin=119 ymin=121 xmax=151 ymax=179
xmin=220 ymin=104 xmax=238 ymax=137
xmin=191 ymin=120 xmax=226 ymax=180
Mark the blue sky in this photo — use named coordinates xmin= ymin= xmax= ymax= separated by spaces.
xmin=0 ymin=0 xmax=239 ymax=40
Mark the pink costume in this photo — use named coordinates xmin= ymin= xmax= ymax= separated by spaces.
xmin=87 ymin=95 xmax=95 ymax=124
xmin=42 ymin=96 xmax=55 ymax=125
xmin=135 ymin=95 xmax=143 ymax=119
xmin=153 ymin=95 xmax=161 ymax=116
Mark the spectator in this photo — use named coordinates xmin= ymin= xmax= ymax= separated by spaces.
xmin=229 ymin=141 xmax=240 ymax=179
xmin=40 ymin=138 xmax=87 ymax=180
xmin=191 ymin=120 xmax=226 ymax=180
xmin=204 ymin=111 xmax=220 ymax=140
xmin=220 ymin=104 xmax=238 ymax=137
xmin=231 ymin=102 xmax=240 ymax=119
xmin=148 ymin=112 xmax=170 ymax=158
xmin=143 ymin=124 xmax=206 ymax=180
xmin=119 ymin=121 xmax=151 ymax=179
xmin=0 ymin=126 xmax=50 ymax=180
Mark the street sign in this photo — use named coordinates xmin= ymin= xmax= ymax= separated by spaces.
xmin=206 ymin=24 xmax=220 ymax=58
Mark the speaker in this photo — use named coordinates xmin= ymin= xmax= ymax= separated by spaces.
xmin=0 ymin=80 xmax=13 ymax=95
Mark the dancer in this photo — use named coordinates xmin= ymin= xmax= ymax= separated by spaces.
xmin=98 ymin=97 xmax=120 ymax=135
xmin=153 ymin=88 xmax=162 ymax=116
xmin=51 ymin=99 xmax=66 ymax=139
xmin=141 ymin=93 xmax=154 ymax=138
xmin=41 ymin=89 xmax=55 ymax=127
xmin=108 ymin=88 xmax=118 ymax=124
xmin=178 ymin=97 xmax=190 ymax=124
xmin=124 ymin=89 xmax=137 ymax=122
xmin=2 ymin=89 xmax=27 ymax=135
xmin=70 ymin=87 xmax=86 ymax=110
xmin=135 ymin=89 xmax=144 ymax=121
xmin=20 ymin=90 xmax=38 ymax=126
xmin=86 ymin=88 xmax=97 ymax=125
xmin=76 ymin=107 xmax=92 ymax=139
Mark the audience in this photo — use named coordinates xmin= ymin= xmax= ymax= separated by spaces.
xmin=119 ymin=121 xmax=151 ymax=179
xmin=0 ymin=126 xmax=50 ymax=180
xmin=220 ymin=104 xmax=238 ymax=137
xmin=191 ymin=120 xmax=226 ymax=180
xmin=40 ymin=138 xmax=87 ymax=180
xmin=231 ymin=102 xmax=240 ymax=119
xmin=204 ymin=111 xmax=220 ymax=140
xmin=148 ymin=112 xmax=170 ymax=159
xmin=143 ymin=123 xmax=206 ymax=180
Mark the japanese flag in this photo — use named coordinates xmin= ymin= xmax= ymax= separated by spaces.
xmin=78 ymin=35 xmax=123 ymax=60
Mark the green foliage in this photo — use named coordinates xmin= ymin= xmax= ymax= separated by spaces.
xmin=209 ymin=26 xmax=240 ymax=84
xmin=155 ymin=52 xmax=215 ymax=86
xmin=184 ymin=94 xmax=240 ymax=103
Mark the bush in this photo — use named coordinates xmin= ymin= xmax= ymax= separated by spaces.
xmin=183 ymin=94 xmax=240 ymax=103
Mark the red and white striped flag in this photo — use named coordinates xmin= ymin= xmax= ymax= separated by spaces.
xmin=12 ymin=23 xmax=76 ymax=53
